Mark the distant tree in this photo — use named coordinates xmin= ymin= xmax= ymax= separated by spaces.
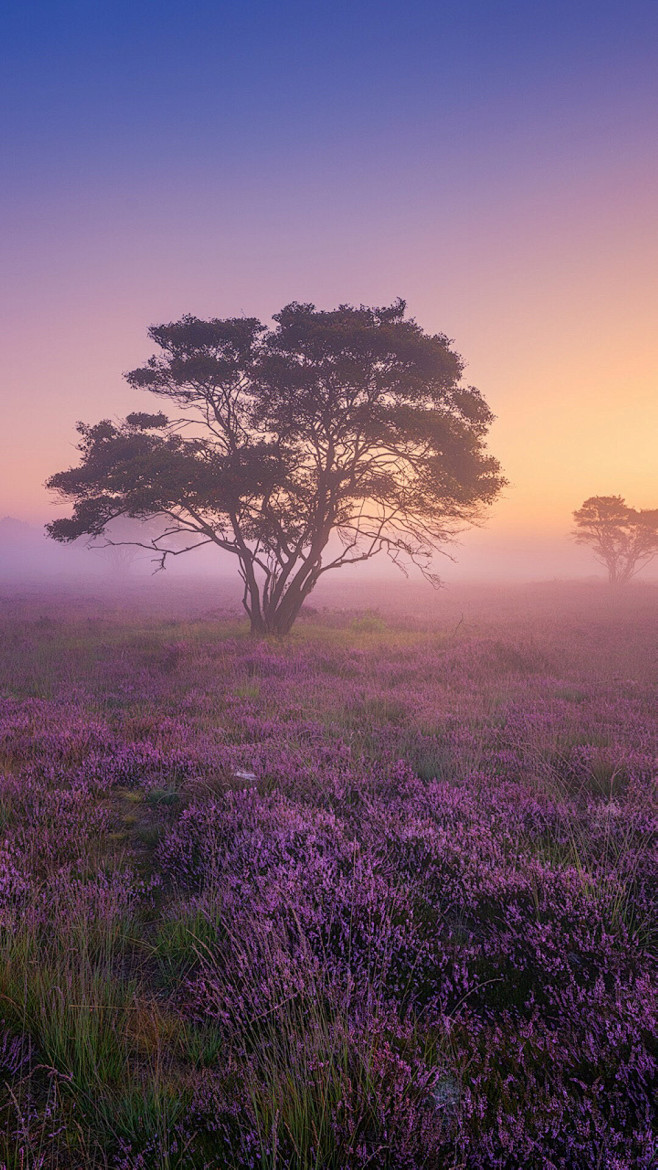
xmin=572 ymin=496 xmax=658 ymax=585
xmin=47 ymin=300 xmax=505 ymax=634
xmin=91 ymin=516 xmax=167 ymax=575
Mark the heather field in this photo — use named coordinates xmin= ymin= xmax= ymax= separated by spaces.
xmin=0 ymin=583 xmax=655 ymax=1169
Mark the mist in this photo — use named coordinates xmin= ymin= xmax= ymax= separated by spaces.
xmin=2 ymin=514 xmax=655 ymax=648
xmin=2 ymin=513 xmax=654 ymax=595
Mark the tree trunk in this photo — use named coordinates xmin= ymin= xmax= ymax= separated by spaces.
xmin=248 ymin=574 xmax=319 ymax=635
xmin=249 ymin=611 xmax=297 ymax=636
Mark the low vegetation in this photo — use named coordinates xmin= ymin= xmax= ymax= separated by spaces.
xmin=0 ymin=584 xmax=655 ymax=1168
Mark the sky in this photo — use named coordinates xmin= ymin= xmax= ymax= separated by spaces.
xmin=1 ymin=0 xmax=657 ymax=580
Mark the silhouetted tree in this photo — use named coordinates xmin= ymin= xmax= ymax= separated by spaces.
xmin=47 ymin=301 xmax=505 ymax=634
xmin=572 ymin=496 xmax=658 ymax=585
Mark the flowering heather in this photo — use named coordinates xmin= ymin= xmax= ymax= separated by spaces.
xmin=0 ymin=584 xmax=655 ymax=1168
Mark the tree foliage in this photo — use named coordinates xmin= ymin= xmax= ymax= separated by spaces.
xmin=572 ymin=496 xmax=658 ymax=586
xmin=48 ymin=300 xmax=505 ymax=633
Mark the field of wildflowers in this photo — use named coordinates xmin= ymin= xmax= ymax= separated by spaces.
xmin=0 ymin=583 xmax=655 ymax=1168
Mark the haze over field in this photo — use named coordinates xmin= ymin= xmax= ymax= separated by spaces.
xmin=4 ymin=514 xmax=651 ymax=589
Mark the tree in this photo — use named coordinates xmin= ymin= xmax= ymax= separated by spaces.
xmin=87 ymin=516 xmax=169 ymax=575
xmin=572 ymin=496 xmax=658 ymax=585
xmin=47 ymin=300 xmax=505 ymax=634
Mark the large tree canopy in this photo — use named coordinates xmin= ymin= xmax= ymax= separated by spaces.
xmin=48 ymin=300 xmax=505 ymax=633
xmin=572 ymin=496 xmax=658 ymax=586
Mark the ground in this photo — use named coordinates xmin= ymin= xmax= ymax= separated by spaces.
xmin=0 ymin=581 xmax=655 ymax=1168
